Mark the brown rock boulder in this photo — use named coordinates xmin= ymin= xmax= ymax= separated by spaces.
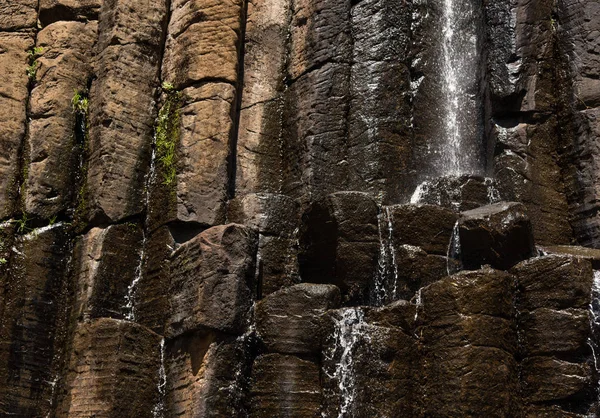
xmin=166 ymin=224 xmax=257 ymax=337
xmin=166 ymin=331 xmax=250 ymax=417
xmin=299 ymin=192 xmax=379 ymax=304
xmin=249 ymin=354 xmax=321 ymax=418
xmin=0 ymin=33 xmax=34 ymax=220
xmin=521 ymin=357 xmax=592 ymax=403
xmin=321 ymin=308 xmax=418 ymax=417
xmin=0 ymin=0 xmax=37 ymax=30
xmin=86 ymin=0 xmax=167 ymax=223
xmin=228 ymin=193 xmax=301 ymax=296
xmin=25 ymin=21 xmax=97 ymax=220
xmin=162 ymin=0 xmax=244 ymax=89
xmin=417 ymin=269 xmax=519 ymax=417
xmin=511 ymin=255 xmax=593 ymax=311
xmin=57 ymin=319 xmax=162 ymax=418
xmin=71 ymin=224 xmax=143 ymax=321
xmin=255 ymin=283 xmax=340 ymax=354
xmin=458 ymin=202 xmax=536 ymax=270
xmin=388 ymin=204 xmax=459 ymax=256
xmin=519 ymin=308 xmax=590 ymax=356
xmin=0 ymin=224 xmax=71 ymax=417
xmin=38 ymin=0 xmax=101 ymax=26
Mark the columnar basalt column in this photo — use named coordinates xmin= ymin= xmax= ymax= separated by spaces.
xmin=85 ymin=0 xmax=168 ymax=224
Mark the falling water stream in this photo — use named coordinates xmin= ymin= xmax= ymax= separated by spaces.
xmin=589 ymin=271 xmax=600 ymax=408
xmin=325 ymin=308 xmax=368 ymax=418
xmin=152 ymin=338 xmax=167 ymax=418
xmin=439 ymin=0 xmax=480 ymax=176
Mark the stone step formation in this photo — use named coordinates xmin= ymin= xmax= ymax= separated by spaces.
xmin=1 ymin=0 xmax=600 ymax=417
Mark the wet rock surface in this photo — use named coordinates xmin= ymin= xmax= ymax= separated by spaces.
xmin=1 ymin=0 xmax=600 ymax=417
xmin=458 ymin=202 xmax=536 ymax=270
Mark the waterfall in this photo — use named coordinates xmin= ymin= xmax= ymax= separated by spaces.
xmin=589 ymin=271 xmax=600 ymax=405
xmin=439 ymin=0 xmax=481 ymax=176
xmin=124 ymin=233 xmax=146 ymax=321
xmin=372 ymin=207 xmax=398 ymax=306
xmin=324 ymin=308 xmax=367 ymax=417
xmin=446 ymin=221 xmax=462 ymax=275
xmin=152 ymin=338 xmax=167 ymax=418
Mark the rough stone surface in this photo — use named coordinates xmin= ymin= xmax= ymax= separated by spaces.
xmin=0 ymin=33 xmax=34 ymax=220
xmin=459 ymin=202 xmax=536 ymax=270
xmin=25 ymin=21 xmax=97 ymax=220
xmin=166 ymin=331 xmax=249 ymax=417
xmin=57 ymin=319 xmax=161 ymax=418
xmin=85 ymin=0 xmax=167 ymax=224
xmin=0 ymin=1 xmax=37 ymax=30
xmin=255 ymin=283 xmax=340 ymax=354
xmin=249 ymin=354 xmax=321 ymax=418
xmin=521 ymin=357 xmax=592 ymax=403
xmin=71 ymin=224 xmax=143 ymax=321
xmin=175 ymin=83 xmax=235 ymax=226
xmin=511 ymin=255 xmax=593 ymax=311
xmin=388 ymin=204 xmax=459 ymax=256
xmin=541 ymin=245 xmax=600 ymax=268
xmin=417 ymin=269 xmax=520 ymax=418
xmin=410 ymin=175 xmax=497 ymax=212
xmin=235 ymin=0 xmax=291 ymax=195
xmin=322 ymin=308 xmax=418 ymax=417
xmin=519 ymin=308 xmax=590 ymax=356
xmin=299 ymin=192 xmax=379 ymax=304
xmin=39 ymin=0 xmax=101 ymax=26
xmin=162 ymin=0 xmax=244 ymax=89
xmin=0 ymin=225 xmax=70 ymax=417
xmin=167 ymin=224 xmax=257 ymax=338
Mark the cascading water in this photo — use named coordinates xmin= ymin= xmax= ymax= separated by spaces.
xmin=372 ymin=207 xmax=398 ymax=306
xmin=152 ymin=338 xmax=167 ymax=418
xmin=589 ymin=271 xmax=600 ymax=406
xmin=124 ymin=235 xmax=146 ymax=321
xmin=324 ymin=308 xmax=367 ymax=417
xmin=446 ymin=221 xmax=462 ymax=275
xmin=439 ymin=0 xmax=481 ymax=176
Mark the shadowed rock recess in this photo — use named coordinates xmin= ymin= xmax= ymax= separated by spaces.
xmin=2 ymin=0 xmax=600 ymax=417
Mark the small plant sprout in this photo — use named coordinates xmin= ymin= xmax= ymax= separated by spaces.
xmin=162 ymin=81 xmax=175 ymax=92
xmin=0 ymin=258 xmax=7 ymax=265
xmin=26 ymin=46 xmax=43 ymax=81
xmin=15 ymin=213 xmax=30 ymax=234
xmin=72 ymin=90 xmax=89 ymax=115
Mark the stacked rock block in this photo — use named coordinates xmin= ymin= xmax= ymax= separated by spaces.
xmin=164 ymin=224 xmax=257 ymax=416
xmin=0 ymin=0 xmax=600 ymax=417
xmin=512 ymin=256 xmax=597 ymax=416
xmin=251 ymin=284 xmax=340 ymax=416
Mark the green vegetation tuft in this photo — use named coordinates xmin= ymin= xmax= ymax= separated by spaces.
xmin=26 ymin=46 xmax=43 ymax=81
xmin=0 ymin=258 xmax=6 ymax=265
xmin=72 ymin=90 xmax=89 ymax=115
xmin=15 ymin=213 xmax=30 ymax=234
xmin=156 ymin=83 xmax=182 ymax=186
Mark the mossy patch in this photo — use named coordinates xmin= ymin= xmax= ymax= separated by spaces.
xmin=156 ymin=84 xmax=182 ymax=186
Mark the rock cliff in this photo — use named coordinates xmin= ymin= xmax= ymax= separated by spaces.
xmin=1 ymin=0 xmax=600 ymax=417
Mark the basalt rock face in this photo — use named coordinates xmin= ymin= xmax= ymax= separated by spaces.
xmin=2 ymin=0 xmax=600 ymax=417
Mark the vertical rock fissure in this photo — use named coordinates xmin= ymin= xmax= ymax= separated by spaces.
xmin=12 ymin=1 xmax=42 ymax=228
xmin=227 ymin=0 xmax=250 ymax=200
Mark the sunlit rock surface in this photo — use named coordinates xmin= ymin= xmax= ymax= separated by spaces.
xmin=1 ymin=0 xmax=600 ymax=416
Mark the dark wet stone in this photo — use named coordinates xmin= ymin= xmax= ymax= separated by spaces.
xmin=459 ymin=202 xmax=536 ymax=270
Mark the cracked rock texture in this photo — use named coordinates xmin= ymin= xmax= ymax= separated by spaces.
xmin=1 ymin=0 xmax=600 ymax=417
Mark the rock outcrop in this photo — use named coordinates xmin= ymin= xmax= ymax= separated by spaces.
xmin=2 ymin=0 xmax=600 ymax=417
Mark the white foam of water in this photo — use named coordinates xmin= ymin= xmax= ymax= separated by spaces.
xmin=446 ymin=221 xmax=462 ymax=275
xmin=152 ymin=338 xmax=167 ymax=418
xmin=325 ymin=308 xmax=367 ymax=418
xmin=373 ymin=207 xmax=399 ymax=306
xmin=124 ymin=233 xmax=146 ymax=321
